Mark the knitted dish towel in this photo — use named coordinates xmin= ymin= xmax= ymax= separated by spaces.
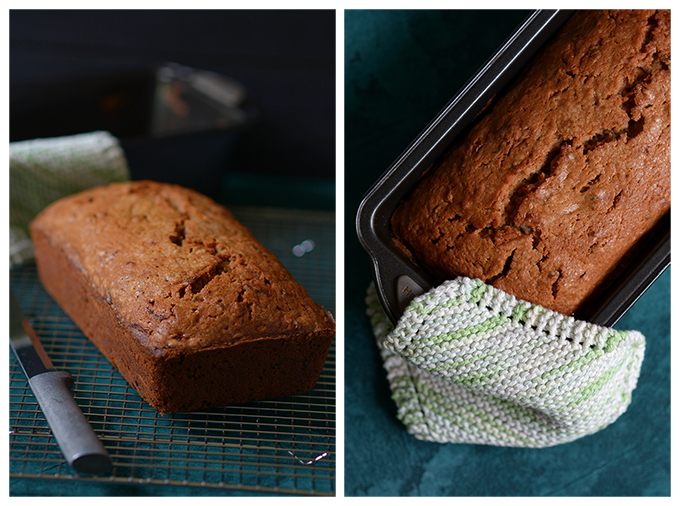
xmin=367 ymin=278 xmax=645 ymax=448
xmin=10 ymin=131 xmax=130 ymax=267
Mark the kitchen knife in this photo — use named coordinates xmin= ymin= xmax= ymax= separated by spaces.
xmin=10 ymin=289 xmax=111 ymax=474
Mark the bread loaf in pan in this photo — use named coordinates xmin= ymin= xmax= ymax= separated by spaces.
xmin=30 ymin=180 xmax=335 ymax=413
xmin=392 ymin=10 xmax=670 ymax=316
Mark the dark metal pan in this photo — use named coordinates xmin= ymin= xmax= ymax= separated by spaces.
xmin=10 ymin=63 xmax=255 ymax=198
xmin=356 ymin=9 xmax=670 ymax=328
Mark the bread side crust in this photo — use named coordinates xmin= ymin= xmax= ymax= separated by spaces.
xmin=31 ymin=224 xmax=334 ymax=413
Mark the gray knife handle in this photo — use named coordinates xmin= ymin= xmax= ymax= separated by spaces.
xmin=28 ymin=371 xmax=111 ymax=474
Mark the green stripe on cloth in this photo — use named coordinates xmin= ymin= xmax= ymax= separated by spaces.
xmin=367 ymin=277 xmax=645 ymax=447
xmin=10 ymin=131 xmax=130 ymax=267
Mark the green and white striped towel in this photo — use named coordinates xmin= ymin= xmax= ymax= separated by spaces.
xmin=10 ymin=131 xmax=130 ymax=267
xmin=367 ymin=277 xmax=645 ymax=447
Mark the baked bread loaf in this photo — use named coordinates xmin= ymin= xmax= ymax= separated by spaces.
xmin=392 ymin=9 xmax=670 ymax=316
xmin=30 ymin=180 xmax=335 ymax=413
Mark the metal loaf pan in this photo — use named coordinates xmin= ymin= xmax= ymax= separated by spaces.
xmin=356 ymin=9 xmax=670 ymax=328
xmin=10 ymin=63 xmax=255 ymax=198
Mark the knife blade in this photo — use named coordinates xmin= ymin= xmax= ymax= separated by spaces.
xmin=10 ymin=289 xmax=111 ymax=474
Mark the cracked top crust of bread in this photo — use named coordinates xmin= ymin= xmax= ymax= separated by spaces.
xmin=391 ymin=10 xmax=670 ymax=316
xmin=30 ymin=180 xmax=335 ymax=355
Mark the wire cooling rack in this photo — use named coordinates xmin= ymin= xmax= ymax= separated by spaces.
xmin=9 ymin=206 xmax=336 ymax=496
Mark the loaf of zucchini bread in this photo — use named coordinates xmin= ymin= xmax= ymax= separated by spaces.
xmin=30 ymin=180 xmax=335 ymax=413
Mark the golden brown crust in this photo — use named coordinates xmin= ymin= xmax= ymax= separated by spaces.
xmin=30 ymin=180 xmax=335 ymax=412
xmin=392 ymin=10 xmax=670 ymax=316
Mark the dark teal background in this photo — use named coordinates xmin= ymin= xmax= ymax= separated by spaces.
xmin=344 ymin=10 xmax=670 ymax=496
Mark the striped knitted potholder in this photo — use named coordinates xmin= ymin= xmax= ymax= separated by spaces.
xmin=10 ymin=131 xmax=130 ymax=267
xmin=366 ymin=277 xmax=645 ymax=447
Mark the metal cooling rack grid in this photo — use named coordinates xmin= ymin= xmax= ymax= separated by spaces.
xmin=9 ymin=206 xmax=335 ymax=496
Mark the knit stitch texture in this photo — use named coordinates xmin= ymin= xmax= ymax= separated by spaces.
xmin=10 ymin=131 xmax=130 ymax=267
xmin=367 ymin=277 xmax=645 ymax=447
